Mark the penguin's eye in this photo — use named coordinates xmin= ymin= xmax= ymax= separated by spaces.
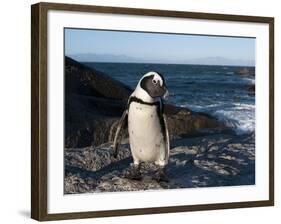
xmin=152 ymin=79 xmax=157 ymax=85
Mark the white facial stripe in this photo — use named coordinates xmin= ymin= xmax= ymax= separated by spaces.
xmin=153 ymin=74 xmax=163 ymax=86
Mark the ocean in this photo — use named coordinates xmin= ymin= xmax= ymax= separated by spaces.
xmin=84 ymin=62 xmax=255 ymax=134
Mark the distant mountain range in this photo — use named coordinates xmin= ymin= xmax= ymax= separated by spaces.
xmin=68 ymin=53 xmax=255 ymax=66
xmin=185 ymin=57 xmax=255 ymax=67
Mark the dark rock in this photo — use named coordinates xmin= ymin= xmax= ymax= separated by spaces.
xmin=235 ymin=67 xmax=255 ymax=77
xmin=65 ymin=93 xmax=125 ymax=147
xmin=165 ymin=108 xmax=225 ymax=139
xmin=247 ymin=84 xmax=255 ymax=93
xmin=65 ymin=56 xmax=131 ymax=100
xmin=65 ymin=56 xmax=226 ymax=148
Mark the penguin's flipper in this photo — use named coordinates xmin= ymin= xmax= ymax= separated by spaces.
xmin=113 ymin=109 xmax=128 ymax=158
xmin=163 ymin=114 xmax=170 ymax=163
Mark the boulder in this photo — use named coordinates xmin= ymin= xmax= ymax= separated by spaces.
xmin=235 ymin=67 xmax=255 ymax=77
xmin=247 ymin=84 xmax=255 ymax=93
xmin=65 ymin=56 xmax=131 ymax=100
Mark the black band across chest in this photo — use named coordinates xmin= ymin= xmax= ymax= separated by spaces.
xmin=128 ymin=96 xmax=160 ymax=107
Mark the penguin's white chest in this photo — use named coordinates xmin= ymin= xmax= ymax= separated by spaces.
xmin=128 ymin=102 xmax=165 ymax=163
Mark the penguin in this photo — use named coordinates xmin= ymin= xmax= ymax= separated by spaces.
xmin=113 ymin=71 xmax=170 ymax=182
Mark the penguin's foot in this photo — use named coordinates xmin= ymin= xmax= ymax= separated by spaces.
xmin=154 ymin=167 xmax=169 ymax=182
xmin=124 ymin=164 xmax=142 ymax=180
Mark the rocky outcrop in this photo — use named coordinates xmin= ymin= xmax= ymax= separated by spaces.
xmin=64 ymin=133 xmax=255 ymax=193
xmin=247 ymin=84 xmax=255 ymax=92
xmin=65 ymin=56 xmax=132 ymax=99
xmin=235 ymin=67 xmax=255 ymax=77
xmin=65 ymin=56 xmax=226 ymax=148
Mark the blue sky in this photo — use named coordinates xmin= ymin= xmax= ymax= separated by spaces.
xmin=65 ymin=28 xmax=255 ymax=65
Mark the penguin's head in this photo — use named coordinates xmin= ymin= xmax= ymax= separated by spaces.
xmin=139 ymin=71 xmax=169 ymax=99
